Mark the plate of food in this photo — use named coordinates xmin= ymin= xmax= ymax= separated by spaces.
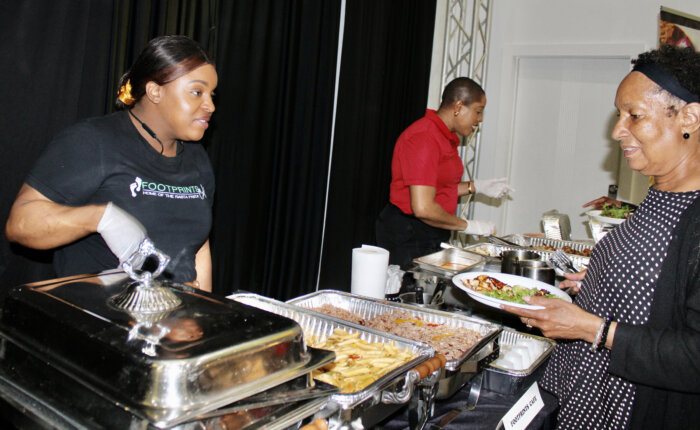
xmin=587 ymin=203 xmax=634 ymax=225
xmin=452 ymin=272 xmax=572 ymax=310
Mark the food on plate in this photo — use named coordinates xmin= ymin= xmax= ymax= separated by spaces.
xmin=462 ymin=274 xmax=558 ymax=304
xmin=307 ymin=328 xmax=415 ymax=393
xmin=364 ymin=310 xmax=482 ymax=360
xmin=600 ymin=202 xmax=635 ymax=219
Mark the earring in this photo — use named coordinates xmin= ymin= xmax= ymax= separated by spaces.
xmin=683 ymin=132 xmax=690 ymax=139
xmin=454 ymin=111 xmax=459 ymax=116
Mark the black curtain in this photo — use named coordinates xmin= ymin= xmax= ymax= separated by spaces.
xmin=0 ymin=0 xmax=218 ymax=288
xmin=319 ymin=0 xmax=437 ymax=290
xmin=0 ymin=0 xmax=436 ymax=301
xmin=208 ymin=0 xmax=341 ymax=300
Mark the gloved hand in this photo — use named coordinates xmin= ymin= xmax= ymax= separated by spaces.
xmin=97 ymin=202 xmax=147 ymax=265
xmin=473 ymin=177 xmax=515 ymax=199
xmin=462 ymin=219 xmax=496 ymax=236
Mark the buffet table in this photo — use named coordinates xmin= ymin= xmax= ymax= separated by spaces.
xmin=0 ymin=235 xmax=584 ymax=430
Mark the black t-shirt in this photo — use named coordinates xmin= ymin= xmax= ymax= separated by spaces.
xmin=26 ymin=111 xmax=215 ymax=283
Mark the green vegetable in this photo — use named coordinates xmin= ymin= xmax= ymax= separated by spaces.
xmin=601 ymin=202 xmax=634 ymax=219
xmin=482 ymin=285 xmax=557 ymax=304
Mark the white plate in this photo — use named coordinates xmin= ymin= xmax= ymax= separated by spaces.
xmin=452 ymin=272 xmax=572 ymax=310
xmin=586 ymin=210 xmax=627 ymax=225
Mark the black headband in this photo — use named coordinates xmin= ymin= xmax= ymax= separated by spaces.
xmin=632 ymin=62 xmax=699 ymax=104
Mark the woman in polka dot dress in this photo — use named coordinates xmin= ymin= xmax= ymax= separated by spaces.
xmin=505 ymin=46 xmax=700 ymax=429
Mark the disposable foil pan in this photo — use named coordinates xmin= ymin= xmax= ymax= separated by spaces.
xmin=287 ymin=290 xmax=502 ymax=399
xmin=0 ymin=271 xmax=335 ymax=428
xmin=482 ymin=329 xmax=556 ymax=395
xmin=516 ymin=236 xmax=594 ymax=257
xmin=228 ymin=293 xmax=437 ymax=429
xmin=463 ymin=243 xmax=589 ymax=272
xmin=412 ymin=248 xmax=485 ymax=277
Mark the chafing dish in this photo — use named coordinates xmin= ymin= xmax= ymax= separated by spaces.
xmin=287 ymin=290 xmax=502 ymax=399
xmin=0 ymin=258 xmax=335 ymax=429
xmin=229 ymin=293 xmax=441 ymax=430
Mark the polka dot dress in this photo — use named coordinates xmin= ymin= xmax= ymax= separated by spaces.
xmin=540 ymin=188 xmax=700 ymax=429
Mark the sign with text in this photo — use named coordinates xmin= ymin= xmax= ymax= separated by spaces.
xmin=501 ymin=382 xmax=544 ymax=430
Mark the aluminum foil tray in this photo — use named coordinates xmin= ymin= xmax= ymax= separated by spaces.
xmin=0 ymin=272 xmax=335 ymax=428
xmin=515 ymin=235 xmax=594 ymax=257
xmin=463 ymin=243 xmax=589 ymax=271
xmin=412 ymin=247 xmax=485 ymax=277
xmin=287 ymin=290 xmax=502 ymax=398
xmin=228 ymin=293 xmax=435 ymax=411
xmin=483 ymin=329 xmax=556 ymax=395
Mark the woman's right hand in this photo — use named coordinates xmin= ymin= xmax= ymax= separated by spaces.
xmin=97 ymin=202 xmax=148 ymax=264
xmin=559 ymin=270 xmax=586 ymax=294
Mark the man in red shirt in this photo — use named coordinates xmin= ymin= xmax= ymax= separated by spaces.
xmin=376 ymin=77 xmax=513 ymax=269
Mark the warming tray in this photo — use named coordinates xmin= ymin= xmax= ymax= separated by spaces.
xmin=412 ymin=247 xmax=485 ymax=277
xmin=287 ymin=290 xmax=502 ymax=398
xmin=0 ymin=271 xmax=335 ymax=428
xmin=228 ymin=293 xmax=440 ymax=429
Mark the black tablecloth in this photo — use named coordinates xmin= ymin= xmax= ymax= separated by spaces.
xmin=377 ymin=378 xmax=559 ymax=430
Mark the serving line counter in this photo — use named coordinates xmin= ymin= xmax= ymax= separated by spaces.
xmin=0 ymin=236 xmax=586 ymax=430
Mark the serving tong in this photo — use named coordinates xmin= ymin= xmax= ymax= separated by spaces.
xmin=485 ymin=235 xmax=525 ymax=248
xmin=547 ymin=249 xmax=578 ymax=274
xmin=545 ymin=249 xmax=581 ymax=295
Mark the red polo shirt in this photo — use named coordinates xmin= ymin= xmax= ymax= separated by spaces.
xmin=389 ymin=109 xmax=463 ymax=215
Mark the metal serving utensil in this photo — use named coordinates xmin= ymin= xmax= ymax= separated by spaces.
xmin=546 ymin=249 xmax=581 ymax=295
xmin=549 ymin=249 xmax=578 ymax=274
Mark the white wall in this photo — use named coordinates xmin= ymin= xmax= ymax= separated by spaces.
xmin=470 ymin=0 xmax=700 ymax=237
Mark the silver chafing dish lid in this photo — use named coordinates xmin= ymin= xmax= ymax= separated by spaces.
xmin=0 ymin=250 xmax=334 ymax=428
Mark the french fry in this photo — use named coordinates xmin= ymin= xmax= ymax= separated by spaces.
xmin=307 ymin=329 xmax=416 ymax=393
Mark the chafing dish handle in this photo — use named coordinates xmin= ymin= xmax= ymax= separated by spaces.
xmin=413 ymin=354 xmax=447 ymax=380
xmin=380 ymin=354 xmax=446 ymax=405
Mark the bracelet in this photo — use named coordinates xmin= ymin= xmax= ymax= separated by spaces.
xmin=598 ymin=317 xmax=612 ymax=350
xmin=590 ymin=318 xmax=606 ymax=352
xmin=468 ymin=181 xmax=475 ymax=194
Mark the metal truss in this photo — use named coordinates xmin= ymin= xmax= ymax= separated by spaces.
xmin=440 ymin=0 xmax=492 ymax=222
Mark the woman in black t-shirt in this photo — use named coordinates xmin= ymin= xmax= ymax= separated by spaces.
xmin=5 ymin=35 xmax=217 ymax=291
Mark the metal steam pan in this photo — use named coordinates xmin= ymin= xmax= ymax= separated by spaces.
xmin=412 ymin=247 xmax=485 ymax=277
